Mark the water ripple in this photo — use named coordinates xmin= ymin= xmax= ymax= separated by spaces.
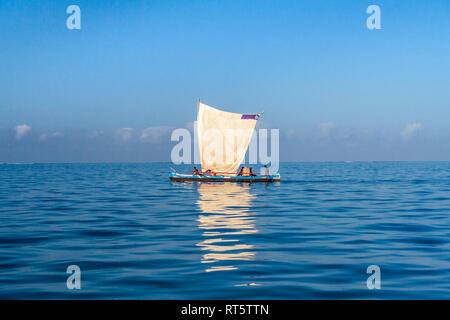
xmin=0 ymin=162 xmax=449 ymax=298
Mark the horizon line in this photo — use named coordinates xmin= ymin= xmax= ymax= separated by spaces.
xmin=2 ymin=160 xmax=450 ymax=165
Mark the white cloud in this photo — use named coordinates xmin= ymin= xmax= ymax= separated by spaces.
xmin=140 ymin=126 xmax=172 ymax=143
xmin=285 ymin=129 xmax=295 ymax=139
xmin=401 ymin=123 xmax=423 ymax=140
xmin=88 ymin=130 xmax=103 ymax=138
xmin=116 ymin=128 xmax=134 ymax=142
xmin=39 ymin=132 xmax=63 ymax=141
xmin=318 ymin=122 xmax=336 ymax=137
xmin=186 ymin=122 xmax=195 ymax=133
xmin=14 ymin=124 xmax=31 ymax=140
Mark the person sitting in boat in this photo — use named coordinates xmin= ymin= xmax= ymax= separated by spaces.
xmin=192 ymin=167 xmax=201 ymax=176
xmin=238 ymin=167 xmax=256 ymax=177
xmin=205 ymin=169 xmax=216 ymax=176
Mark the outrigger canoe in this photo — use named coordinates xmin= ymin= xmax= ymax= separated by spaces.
xmin=170 ymin=171 xmax=281 ymax=183
xmin=170 ymin=100 xmax=281 ymax=183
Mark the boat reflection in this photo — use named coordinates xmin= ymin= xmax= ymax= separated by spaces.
xmin=196 ymin=183 xmax=257 ymax=272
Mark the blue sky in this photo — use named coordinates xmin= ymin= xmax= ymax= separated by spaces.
xmin=1 ymin=0 xmax=449 ymax=162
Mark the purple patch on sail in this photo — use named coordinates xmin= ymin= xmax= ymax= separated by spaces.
xmin=241 ymin=114 xmax=257 ymax=120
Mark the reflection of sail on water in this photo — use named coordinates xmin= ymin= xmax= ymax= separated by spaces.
xmin=196 ymin=183 xmax=257 ymax=272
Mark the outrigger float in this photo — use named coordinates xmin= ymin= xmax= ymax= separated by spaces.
xmin=170 ymin=170 xmax=281 ymax=183
xmin=170 ymin=100 xmax=281 ymax=183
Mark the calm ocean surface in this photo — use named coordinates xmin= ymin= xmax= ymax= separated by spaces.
xmin=0 ymin=162 xmax=449 ymax=299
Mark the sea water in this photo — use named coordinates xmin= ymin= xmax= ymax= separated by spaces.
xmin=0 ymin=162 xmax=449 ymax=299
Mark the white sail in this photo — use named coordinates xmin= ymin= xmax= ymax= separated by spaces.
xmin=197 ymin=101 xmax=258 ymax=174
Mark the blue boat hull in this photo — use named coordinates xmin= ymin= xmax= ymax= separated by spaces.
xmin=169 ymin=172 xmax=281 ymax=183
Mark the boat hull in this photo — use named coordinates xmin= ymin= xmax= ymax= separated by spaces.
xmin=169 ymin=172 xmax=281 ymax=183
